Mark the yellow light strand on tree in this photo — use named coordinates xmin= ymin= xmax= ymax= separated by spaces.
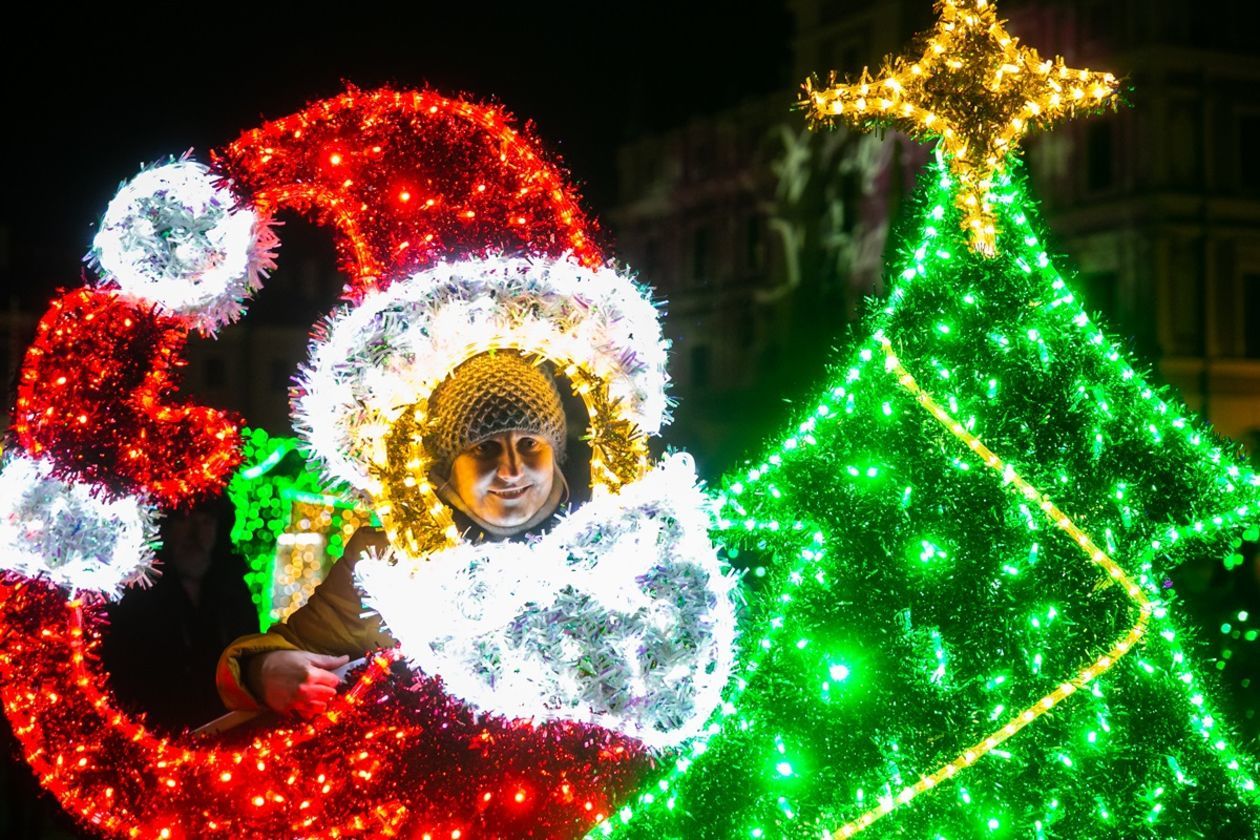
xmin=802 ymin=0 xmax=1119 ymax=256
xmin=830 ymin=335 xmax=1153 ymax=837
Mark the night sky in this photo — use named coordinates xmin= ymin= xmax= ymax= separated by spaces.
xmin=1 ymin=6 xmax=795 ymax=305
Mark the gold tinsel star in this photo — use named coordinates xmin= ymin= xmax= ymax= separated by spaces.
xmin=804 ymin=0 xmax=1119 ymax=256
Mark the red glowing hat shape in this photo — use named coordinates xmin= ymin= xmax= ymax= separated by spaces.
xmin=215 ymin=85 xmax=605 ymax=300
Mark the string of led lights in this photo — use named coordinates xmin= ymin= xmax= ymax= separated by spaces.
xmin=0 ymin=86 xmax=671 ymax=838
xmin=227 ymin=428 xmax=374 ymax=630
xmin=591 ymin=142 xmax=1260 ymax=837
xmin=803 ymin=0 xmax=1119 ymax=255
xmin=821 ymin=336 xmax=1154 ymax=836
xmin=217 ymin=86 xmax=603 ymax=300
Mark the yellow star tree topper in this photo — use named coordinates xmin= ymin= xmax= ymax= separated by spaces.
xmin=804 ymin=0 xmax=1119 ymax=255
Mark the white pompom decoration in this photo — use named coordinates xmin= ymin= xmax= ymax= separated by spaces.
xmin=356 ymin=453 xmax=737 ymax=750
xmin=0 ymin=453 xmax=160 ymax=598
xmin=91 ymin=158 xmax=279 ymax=335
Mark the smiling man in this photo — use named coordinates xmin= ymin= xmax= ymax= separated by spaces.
xmin=216 ymin=350 xmax=571 ymax=715
xmin=427 ymin=351 xmax=569 ymax=537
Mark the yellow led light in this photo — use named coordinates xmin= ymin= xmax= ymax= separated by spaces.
xmin=829 ymin=338 xmax=1152 ymax=836
xmin=803 ymin=0 xmax=1119 ymax=256
xmin=373 ymin=340 xmax=650 ymax=560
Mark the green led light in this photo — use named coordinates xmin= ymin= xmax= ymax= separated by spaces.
xmin=590 ymin=151 xmax=1260 ymax=840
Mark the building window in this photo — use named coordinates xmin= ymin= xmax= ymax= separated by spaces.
xmin=203 ymin=357 xmax=226 ymax=389
xmin=688 ymin=138 xmax=712 ymax=182
xmin=1244 ymin=274 xmax=1260 ymax=359
xmin=1086 ymin=122 xmax=1114 ymax=192
xmin=1169 ymin=241 xmax=1204 ymax=356
xmin=1167 ymin=102 xmax=1202 ymax=188
xmin=1240 ymin=113 xmax=1260 ymax=194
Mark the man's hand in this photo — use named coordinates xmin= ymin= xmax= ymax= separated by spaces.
xmin=244 ymin=650 xmax=350 ymax=716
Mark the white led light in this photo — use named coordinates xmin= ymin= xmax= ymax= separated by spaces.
xmin=295 ymin=255 xmax=670 ymax=494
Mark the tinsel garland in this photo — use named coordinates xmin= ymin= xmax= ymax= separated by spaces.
xmin=358 ymin=453 xmax=738 ymax=750
xmin=803 ymin=0 xmax=1119 ymax=254
xmin=295 ymin=255 xmax=670 ymax=496
xmin=0 ymin=453 xmax=160 ymax=596
xmin=591 ymin=155 xmax=1260 ymax=839
xmin=215 ymin=85 xmax=603 ymax=300
xmin=0 ymin=574 xmax=654 ymax=838
xmin=1 ymin=84 xmax=682 ymax=838
xmin=89 ymin=158 xmax=279 ymax=336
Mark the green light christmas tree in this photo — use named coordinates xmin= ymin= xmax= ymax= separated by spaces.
xmin=586 ymin=2 xmax=1260 ymax=837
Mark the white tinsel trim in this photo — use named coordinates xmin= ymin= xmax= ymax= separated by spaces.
xmin=294 ymin=255 xmax=670 ymax=493
xmin=0 ymin=453 xmax=160 ymax=599
xmin=90 ymin=158 xmax=279 ymax=336
xmin=356 ymin=453 xmax=736 ymax=750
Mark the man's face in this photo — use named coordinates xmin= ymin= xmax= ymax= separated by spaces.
xmin=449 ymin=430 xmax=556 ymax=529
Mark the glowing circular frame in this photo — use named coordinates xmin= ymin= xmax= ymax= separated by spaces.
xmin=379 ymin=354 xmax=649 ymax=557
xmin=294 ymin=255 xmax=671 ymax=553
xmin=90 ymin=159 xmax=279 ymax=335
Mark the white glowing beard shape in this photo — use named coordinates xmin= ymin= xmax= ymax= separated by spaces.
xmin=356 ymin=453 xmax=738 ymax=750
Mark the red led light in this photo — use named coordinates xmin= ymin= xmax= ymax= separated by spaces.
xmin=216 ymin=86 xmax=604 ymax=302
xmin=13 ymin=289 xmax=242 ymax=506
xmin=0 ymin=576 xmax=653 ymax=837
xmin=1 ymin=84 xmax=637 ymax=837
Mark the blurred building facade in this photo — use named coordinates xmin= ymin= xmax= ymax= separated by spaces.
xmin=609 ymin=0 xmax=1260 ymax=473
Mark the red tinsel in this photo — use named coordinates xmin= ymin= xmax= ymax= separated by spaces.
xmin=215 ymin=86 xmax=605 ymax=302
xmin=13 ymin=289 xmax=242 ymax=507
xmin=3 ymin=86 xmax=640 ymax=837
xmin=0 ymin=575 xmax=652 ymax=838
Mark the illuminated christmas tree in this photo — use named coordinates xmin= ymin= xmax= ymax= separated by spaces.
xmin=591 ymin=2 xmax=1260 ymax=837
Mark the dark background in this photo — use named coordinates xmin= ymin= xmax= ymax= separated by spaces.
xmin=0 ymin=6 xmax=794 ymax=306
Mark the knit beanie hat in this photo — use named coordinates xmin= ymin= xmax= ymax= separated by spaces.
xmin=425 ymin=352 xmax=567 ymax=477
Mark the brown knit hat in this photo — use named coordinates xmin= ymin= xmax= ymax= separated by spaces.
xmin=425 ymin=351 xmax=567 ymax=476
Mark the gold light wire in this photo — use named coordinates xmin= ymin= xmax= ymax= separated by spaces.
xmin=829 ymin=336 xmax=1152 ymax=837
xmin=803 ymin=0 xmax=1119 ymax=256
